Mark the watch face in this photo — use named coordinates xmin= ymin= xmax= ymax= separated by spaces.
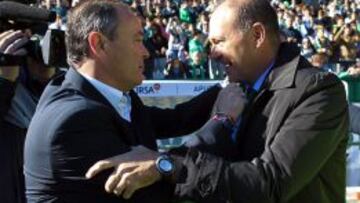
xmin=159 ymin=159 xmax=174 ymax=172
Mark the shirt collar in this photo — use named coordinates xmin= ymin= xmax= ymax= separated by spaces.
xmin=80 ymin=73 xmax=128 ymax=107
xmin=251 ymin=60 xmax=275 ymax=92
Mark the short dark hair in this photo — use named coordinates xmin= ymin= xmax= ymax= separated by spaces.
xmin=232 ymin=0 xmax=280 ymax=38
xmin=66 ymin=0 xmax=122 ymax=65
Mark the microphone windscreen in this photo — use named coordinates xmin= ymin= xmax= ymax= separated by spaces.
xmin=0 ymin=1 xmax=56 ymax=22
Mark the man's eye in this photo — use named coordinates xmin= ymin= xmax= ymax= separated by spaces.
xmin=212 ymin=39 xmax=224 ymax=45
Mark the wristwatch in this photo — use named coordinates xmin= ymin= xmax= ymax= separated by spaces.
xmin=155 ymin=153 xmax=175 ymax=177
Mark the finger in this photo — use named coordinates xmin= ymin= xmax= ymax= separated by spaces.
xmin=123 ymin=185 xmax=136 ymax=199
xmin=4 ymin=37 xmax=29 ymax=54
xmin=0 ymin=30 xmax=15 ymax=40
xmin=107 ymin=165 xmax=135 ymax=193
xmin=12 ymin=48 xmax=27 ymax=56
xmin=113 ymin=172 xmax=132 ymax=197
xmin=105 ymin=171 xmax=122 ymax=193
xmin=0 ymin=31 xmax=24 ymax=53
xmin=85 ymin=160 xmax=114 ymax=179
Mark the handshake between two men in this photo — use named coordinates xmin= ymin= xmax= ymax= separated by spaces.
xmin=85 ymin=83 xmax=249 ymax=200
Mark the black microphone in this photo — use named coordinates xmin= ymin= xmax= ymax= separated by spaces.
xmin=0 ymin=1 xmax=56 ymax=22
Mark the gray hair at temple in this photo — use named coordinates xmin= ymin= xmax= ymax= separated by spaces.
xmin=65 ymin=0 xmax=125 ymax=66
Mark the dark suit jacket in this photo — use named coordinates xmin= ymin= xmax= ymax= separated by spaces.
xmin=24 ymin=68 xmax=220 ymax=203
xmin=175 ymin=43 xmax=349 ymax=203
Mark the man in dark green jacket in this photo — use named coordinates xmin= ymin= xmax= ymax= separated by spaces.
xmin=86 ymin=0 xmax=349 ymax=202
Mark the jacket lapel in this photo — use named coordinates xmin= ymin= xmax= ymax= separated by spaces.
xmin=62 ymin=68 xmax=137 ymax=144
xmin=235 ymin=43 xmax=301 ymax=144
xmin=128 ymin=90 xmax=158 ymax=150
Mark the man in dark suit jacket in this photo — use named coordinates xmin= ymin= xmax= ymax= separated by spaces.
xmin=24 ymin=1 xmax=220 ymax=202
xmin=86 ymin=0 xmax=349 ymax=202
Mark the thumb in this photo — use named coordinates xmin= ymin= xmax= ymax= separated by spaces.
xmin=85 ymin=160 xmax=115 ymax=179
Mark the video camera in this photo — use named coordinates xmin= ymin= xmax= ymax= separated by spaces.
xmin=0 ymin=1 xmax=68 ymax=67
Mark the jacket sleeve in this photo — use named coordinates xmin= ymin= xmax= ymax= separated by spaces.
xmin=0 ymin=77 xmax=16 ymax=123
xmin=146 ymin=85 xmax=221 ymax=139
xmin=184 ymin=118 xmax=239 ymax=159
xmin=29 ymin=102 xmax=172 ymax=202
xmin=173 ymin=73 xmax=349 ymax=203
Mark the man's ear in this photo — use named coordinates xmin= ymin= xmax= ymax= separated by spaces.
xmin=251 ymin=22 xmax=266 ymax=48
xmin=88 ymin=31 xmax=106 ymax=59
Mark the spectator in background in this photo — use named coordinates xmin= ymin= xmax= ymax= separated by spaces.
xmin=348 ymin=65 xmax=360 ymax=78
xmin=276 ymin=8 xmax=286 ymax=28
xmin=312 ymin=24 xmax=332 ymax=55
xmin=282 ymin=13 xmax=302 ymax=43
xmin=188 ymin=30 xmax=205 ymax=58
xmin=71 ymin=0 xmax=81 ymax=7
xmin=45 ymin=0 xmax=70 ymax=30
xmin=179 ymin=1 xmax=194 ymax=24
xmin=204 ymin=0 xmax=216 ymax=13
xmin=130 ymin=0 xmax=146 ymax=17
xmin=299 ymin=5 xmax=315 ymax=36
xmin=144 ymin=17 xmax=155 ymax=40
xmin=300 ymin=37 xmax=315 ymax=60
xmin=338 ymin=44 xmax=357 ymax=64
xmin=148 ymin=18 xmax=168 ymax=79
xmin=191 ymin=0 xmax=205 ymax=20
xmin=143 ymin=17 xmax=157 ymax=79
xmin=132 ymin=0 xmax=359 ymax=80
xmin=22 ymin=0 xmax=359 ymax=82
xmin=333 ymin=24 xmax=358 ymax=62
xmin=315 ymin=7 xmax=332 ymax=31
xmin=189 ymin=50 xmax=207 ymax=79
xmin=165 ymin=58 xmax=189 ymax=79
xmin=161 ymin=0 xmax=177 ymax=19
xmin=311 ymin=52 xmax=331 ymax=71
xmin=338 ymin=63 xmax=360 ymax=104
xmin=165 ymin=17 xmax=186 ymax=60
xmin=153 ymin=5 xmax=163 ymax=19
xmin=197 ymin=13 xmax=210 ymax=35
xmin=332 ymin=14 xmax=346 ymax=35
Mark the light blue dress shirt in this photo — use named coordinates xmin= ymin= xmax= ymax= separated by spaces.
xmin=81 ymin=74 xmax=132 ymax=122
xmin=231 ymin=61 xmax=275 ymax=141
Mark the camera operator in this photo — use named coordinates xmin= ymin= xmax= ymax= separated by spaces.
xmin=0 ymin=29 xmax=56 ymax=203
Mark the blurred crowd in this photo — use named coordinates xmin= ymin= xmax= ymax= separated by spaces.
xmin=24 ymin=0 xmax=360 ymax=80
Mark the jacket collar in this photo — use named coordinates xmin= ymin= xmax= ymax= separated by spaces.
xmin=267 ymin=43 xmax=301 ymax=91
xmin=63 ymin=67 xmax=114 ymax=108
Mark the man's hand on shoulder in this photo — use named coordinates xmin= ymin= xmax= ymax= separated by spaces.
xmin=212 ymin=83 xmax=248 ymax=122
xmin=86 ymin=145 xmax=161 ymax=199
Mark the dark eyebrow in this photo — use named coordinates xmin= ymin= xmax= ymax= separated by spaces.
xmin=210 ymin=37 xmax=225 ymax=44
